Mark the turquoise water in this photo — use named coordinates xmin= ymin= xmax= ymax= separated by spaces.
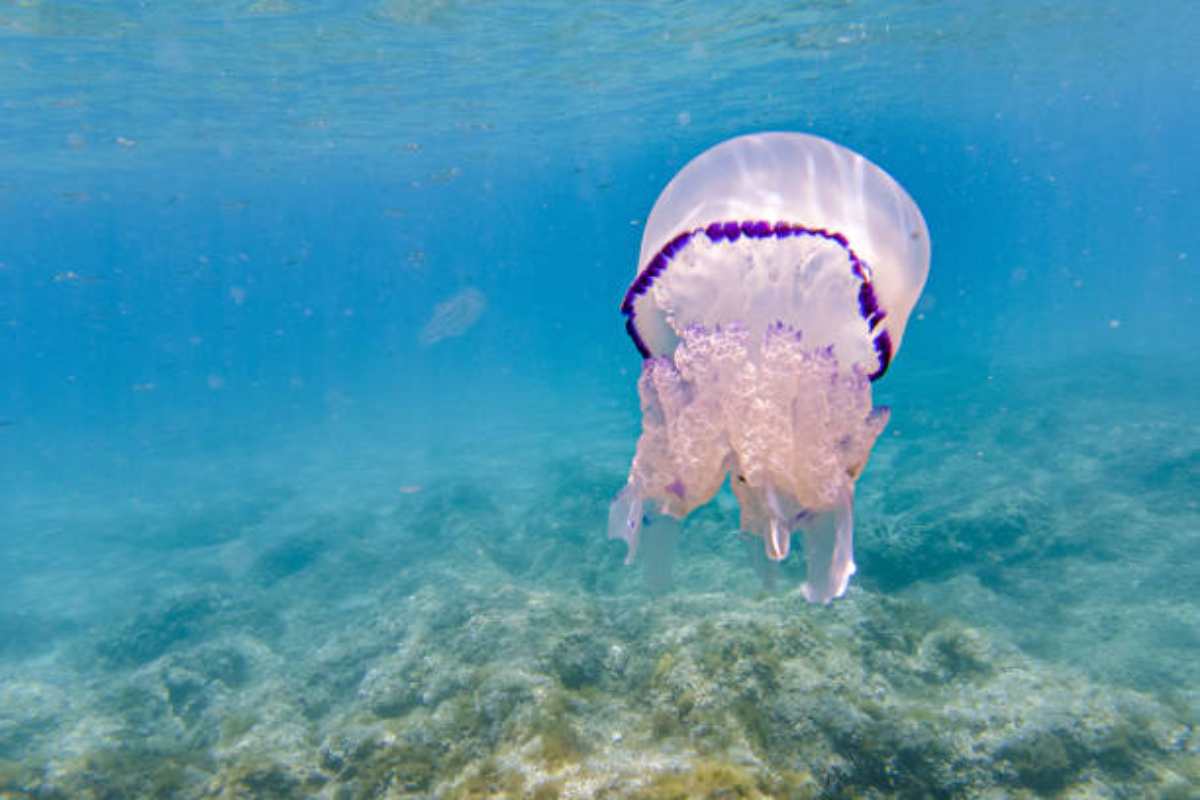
xmin=2 ymin=2 xmax=1198 ymax=797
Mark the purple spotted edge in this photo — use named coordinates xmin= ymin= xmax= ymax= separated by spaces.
xmin=619 ymin=219 xmax=893 ymax=381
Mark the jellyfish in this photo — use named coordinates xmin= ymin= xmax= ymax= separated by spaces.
xmin=608 ymin=132 xmax=930 ymax=604
xmin=418 ymin=287 xmax=487 ymax=346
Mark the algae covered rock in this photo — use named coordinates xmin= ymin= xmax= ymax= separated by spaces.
xmin=95 ymin=590 xmax=224 ymax=668
xmin=547 ymin=630 xmax=609 ymax=689
xmin=5 ymin=491 xmax=1194 ymax=800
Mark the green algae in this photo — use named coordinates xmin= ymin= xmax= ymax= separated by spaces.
xmin=999 ymin=718 xmax=1161 ymax=794
xmin=68 ymin=748 xmax=207 ymax=799
xmin=250 ymin=534 xmax=327 ymax=586
xmin=218 ymin=710 xmax=260 ymax=746
xmin=0 ymin=759 xmax=33 ymax=792
xmin=321 ymin=735 xmax=442 ymax=798
xmin=530 ymin=691 xmax=588 ymax=767
xmin=650 ymin=700 xmax=689 ymax=740
xmin=694 ymin=622 xmax=782 ymax=686
xmin=445 ymin=693 xmax=487 ymax=741
xmin=920 ymin=626 xmax=994 ymax=682
xmin=1096 ymin=718 xmax=1158 ymax=776
xmin=858 ymin=596 xmax=927 ymax=657
xmin=999 ymin=730 xmax=1080 ymax=794
xmin=213 ymin=760 xmax=318 ymax=799
xmin=548 ymin=631 xmax=608 ymax=690
xmin=629 ymin=761 xmax=772 ymax=800
xmin=449 ymin=758 xmax=525 ymax=799
xmin=1160 ymin=755 xmax=1200 ymax=799
xmin=356 ymin=746 xmax=438 ymax=795
xmin=529 ymin=778 xmax=564 ymax=799
xmin=652 ymin=651 xmax=675 ymax=684
xmin=96 ymin=592 xmax=221 ymax=669
xmin=731 ymin=698 xmax=772 ymax=757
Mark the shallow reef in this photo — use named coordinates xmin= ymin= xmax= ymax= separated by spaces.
xmin=2 ymin=366 xmax=1199 ymax=798
xmin=3 ymin=555 xmax=1198 ymax=798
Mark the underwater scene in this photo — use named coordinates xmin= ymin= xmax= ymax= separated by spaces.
xmin=1 ymin=1 xmax=1198 ymax=798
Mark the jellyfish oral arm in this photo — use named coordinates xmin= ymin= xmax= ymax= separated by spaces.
xmin=611 ymin=321 xmax=887 ymax=601
xmin=607 ymin=481 xmax=644 ymax=565
xmin=799 ymin=487 xmax=857 ymax=605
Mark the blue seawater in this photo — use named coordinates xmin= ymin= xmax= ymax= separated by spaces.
xmin=1 ymin=2 xmax=1197 ymax=796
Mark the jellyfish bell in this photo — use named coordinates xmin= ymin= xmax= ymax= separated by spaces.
xmin=609 ymin=132 xmax=930 ymax=604
xmin=626 ymin=132 xmax=929 ymax=372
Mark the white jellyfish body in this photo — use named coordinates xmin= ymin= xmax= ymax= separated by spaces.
xmin=609 ymin=132 xmax=930 ymax=603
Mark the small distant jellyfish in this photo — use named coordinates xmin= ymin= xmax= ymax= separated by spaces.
xmin=608 ymin=132 xmax=931 ymax=604
xmin=418 ymin=287 xmax=487 ymax=346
